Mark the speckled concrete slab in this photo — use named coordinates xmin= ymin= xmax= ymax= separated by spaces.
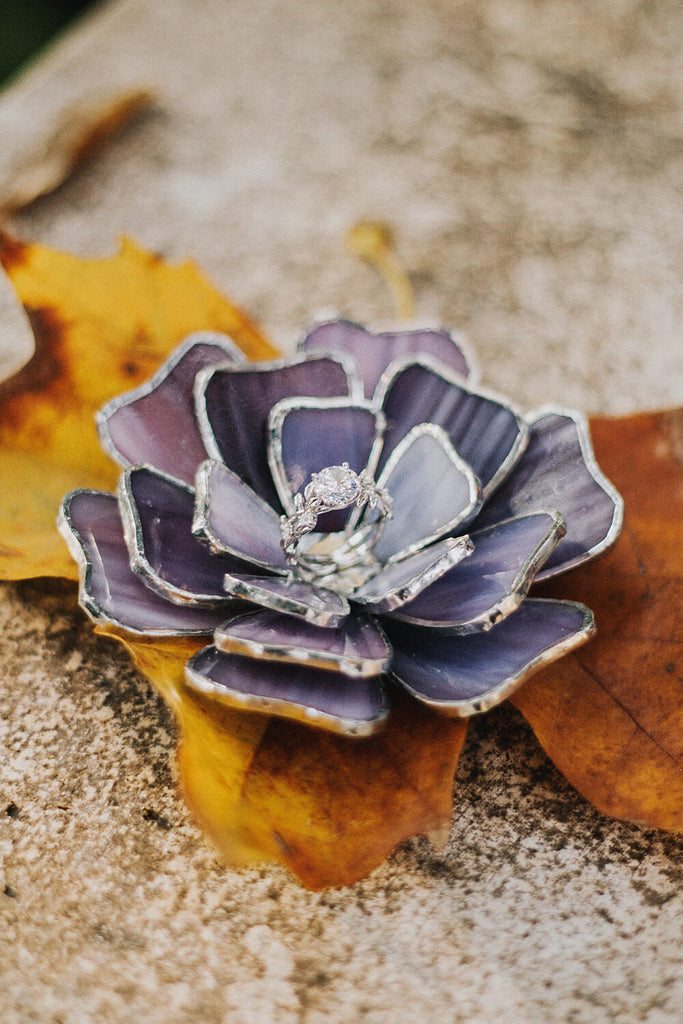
xmin=0 ymin=1 xmax=681 ymax=1021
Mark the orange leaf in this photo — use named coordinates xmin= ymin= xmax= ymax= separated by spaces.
xmin=511 ymin=409 xmax=683 ymax=832
xmin=103 ymin=624 xmax=467 ymax=888
xmin=0 ymin=233 xmax=276 ymax=580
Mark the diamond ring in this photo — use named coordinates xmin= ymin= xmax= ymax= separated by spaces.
xmin=280 ymin=463 xmax=393 ymax=564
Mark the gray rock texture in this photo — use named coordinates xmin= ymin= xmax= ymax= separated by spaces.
xmin=0 ymin=1 xmax=681 ymax=1021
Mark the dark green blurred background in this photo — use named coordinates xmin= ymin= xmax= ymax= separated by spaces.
xmin=0 ymin=1 xmax=98 ymax=86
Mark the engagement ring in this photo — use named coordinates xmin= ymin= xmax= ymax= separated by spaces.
xmin=280 ymin=463 xmax=393 ymax=564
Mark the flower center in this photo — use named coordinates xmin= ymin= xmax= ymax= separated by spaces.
xmin=280 ymin=462 xmax=393 ymax=574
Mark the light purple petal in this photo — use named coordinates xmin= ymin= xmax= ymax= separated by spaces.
xmin=222 ymin=572 xmax=350 ymax=627
xmin=473 ymin=407 xmax=624 ymax=580
xmin=118 ymin=466 xmax=252 ymax=606
xmin=57 ymin=490 xmax=229 ymax=635
xmin=351 ymin=536 xmax=473 ymax=613
xmin=268 ymin=397 xmax=384 ymax=531
xmin=370 ymin=424 xmax=482 ymax=563
xmin=214 ymin=608 xmax=391 ymax=677
xmin=195 ymin=352 xmax=361 ymax=507
xmin=392 ymin=511 xmax=565 ymax=631
xmin=97 ymin=334 xmax=243 ymax=486
xmin=193 ymin=460 xmax=289 ymax=572
xmin=299 ymin=319 xmax=475 ymax=398
xmin=375 ymin=358 xmax=527 ymax=497
xmin=184 ymin=646 xmax=389 ymax=736
xmin=385 ymin=598 xmax=595 ymax=715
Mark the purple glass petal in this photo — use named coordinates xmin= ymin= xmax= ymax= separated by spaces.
xmin=195 ymin=353 xmax=360 ymax=507
xmin=385 ymin=598 xmax=595 ymax=715
xmin=193 ymin=460 xmax=289 ymax=572
xmin=268 ymin=398 xmax=384 ymax=531
xmin=215 ymin=608 xmax=391 ymax=677
xmin=299 ymin=319 xmax=474 ymax=398
xmin=119 ymin=466 xmax=253 ymax=605
xmin=473 ymin=408 xmax=624 ymax=580
xmin=371 ymin=424 xmax=482 ymax=563
xmin=222 ymin=572 xmax=350 ymax=627
xmin=351 ymin=536 xmax=473 ymax=613
xmin=185 ymin=646 xmax=389 ymax=736
xmin=97 ymin=334 xmax=243 ymax=486
xmin=57 ymin=490 xmax=229 ymax=635
xmin=392 ymin=511 xmax=565 ymax=631
xmin=375 ymin=359 xmax=527 ymax=497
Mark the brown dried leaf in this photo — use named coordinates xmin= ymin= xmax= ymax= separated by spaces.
xmin=511 ymin=409 xmax=683 ymax=832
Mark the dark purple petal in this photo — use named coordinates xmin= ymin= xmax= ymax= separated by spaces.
xmin=371 ymin=424 xmax=482 ymax=563
xmin=268 ymin=397 xmax=384 ymax=531
xmin=193 ymin=460 xmax=289 ymax=572
xmin=97 ymin=334 xmax=243 ymax=486
xmin=222 ymin=572 xmax=350 ymax=627
xmin=385 ymin=598 xmax=594 ymax=715
xmin=184 ymin=646 xmax=389 ymax=736
xmin=195 ymin=352 xmax=361 ymax=507
xmin=299 ymin=319 xmax=475 ymax=398
xmin=392 ymin=511 xmax=565 ymax=631
xmin=215 ymin=608 xmax=391 ymax=677
xmin=375 ymin=359 xmax=527 ymax=497
xmin=351 ymin=536 xmax=473 ymax=613
xmin=118 ymin=466 xmax=253 ymax=605
xmin=473 ymin=408 xmax=624 ymax=580
xmin=57 ymin=490 xmax=229 ymax=635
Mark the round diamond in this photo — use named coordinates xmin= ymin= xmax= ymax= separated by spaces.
xmin=306 ymin=465 xmax=360 ymax=509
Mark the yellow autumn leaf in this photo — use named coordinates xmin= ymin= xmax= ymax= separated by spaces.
xmin=106 ymin=625 xmax=467 ymax=888
xmin=0 ymin=232 xmax=276 ymax=579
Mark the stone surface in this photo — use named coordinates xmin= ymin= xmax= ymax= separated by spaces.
xmin=0 ymin=1 xmax=682 ymax=1021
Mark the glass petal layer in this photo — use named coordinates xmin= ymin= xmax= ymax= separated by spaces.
xmin=393 ymin=511 xmax=565 ymax=631
xmin=185 ymin=646 xmax=389 ymax=736
xmin=118 ymin=466 xmax=249 ymax=605
xmin=351 ymin=535 xmax=473 ymax=613
xmin=473 ymin=408 xmax=624 ymax=580
xmin=214 ymin=608 xmax=391 ymax=677
xmin=97 ymin=334 xmax=242 ymax=486
xmin=385 ymin=598 xmax=595 ymax=715
xmin=376 ymin=359 xmax=527 ymax=497
xmin=222 ymin=572 xmax=350 ymax=627
xmin=371 ymin=424 xmax=481 ymax=563
xmin=57 ymin=490 xmax=228 ymax=635
xmin=193 ymin=460 xmax=289 ymax=572
xmin=195 ymin=353 xmax=360 ymax=507
xmin=268 ymin=397 xmax=384 ymax=531
xmin=299 ymin=319 xmax=474 ymax=398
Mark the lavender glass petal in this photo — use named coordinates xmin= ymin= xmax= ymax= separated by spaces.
xmin=97 ymin=337 xmax=242 ymax=486
xmin=473 ymin=409 xmax=624 ymax=580
xmin=193 ymin=460 xmax=289 ymax=571
xmin=185 ymin=646 xmax=389 ymax=735
xmin=215 ymin=608 xmax=391 ymax=676
xmin=121 ymin=466 xmax=249 ymax=603
xmin=197 ymin=354 xmax=357 ymax=507
xmin=385 ymin=599 xmax=594 ymax=713
xmin=371 ymin=425 xmax=481 ymax=562
xmin=377 ymin=361 xmax=526 ymax=496
xmin=300 ymin=319 xmax=473 ymax=398
xmin=393 ymin=511 xmax=565 ymax=631
xmin=351 ymin=536 xmax=473 ymax=612
xmin=222 ymin=572 xmax=350 ymax=627
xmin=59 ymin=491 xmax=227 ymax=634
xmin=269 ymin=399 xmax=382 ymax=531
